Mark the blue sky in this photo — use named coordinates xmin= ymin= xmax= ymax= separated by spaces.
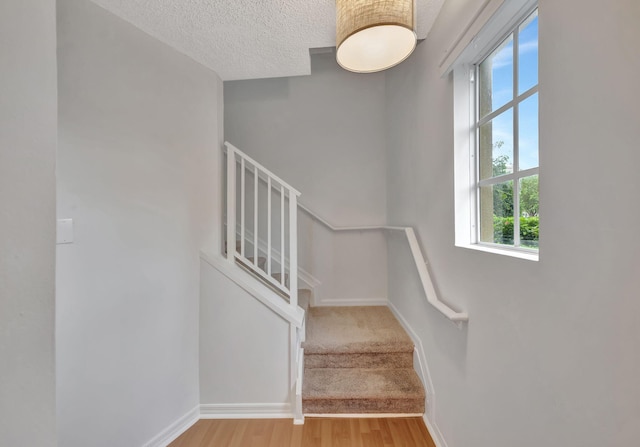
xmin=483 ymin=13 xmax=538 ymax=173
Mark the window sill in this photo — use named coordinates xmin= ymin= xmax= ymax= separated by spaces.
xmin=457 ymin=243 xmax=539 ymax=262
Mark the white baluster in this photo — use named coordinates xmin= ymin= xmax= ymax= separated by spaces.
xmin=289 ymin=191 xmax=298 ymax=308
xmin=267 ymin=177 xmax=272 ymax=276
xmin=280 ymin=186 xmax=285 ymax=285
xmin=240 ymin=157 xmax=245 ymax=257
xmin=254 ymin=165 xmax=259 ymax=268
xmin=225 ymin=145 xmax=236 ymax=263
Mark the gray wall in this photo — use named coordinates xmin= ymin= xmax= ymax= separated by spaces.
xmin=199 ymin=261 xmax=290 ymax=406
xmin=385 ymin=0 xmax=640 ymax=446
xmin=0 ymin=1 xmax=58 ymax=446
xmin=56 ymin=0 xmax=222 ymax=445
xmin=225 ymin=53 xmax=388 ymax=304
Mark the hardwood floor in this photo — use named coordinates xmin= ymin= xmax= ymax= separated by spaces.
xmin=169 ymin=417 xmax=436 ymax=447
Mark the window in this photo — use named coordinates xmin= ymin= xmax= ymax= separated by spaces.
xmin=451 ymin=1 xmax=539 ymax=261
xmin=476 ymin=9 xmax=539 ymax=251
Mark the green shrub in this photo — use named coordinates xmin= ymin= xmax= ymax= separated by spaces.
xmin=493 ymin=216 xmax=539 ymax=247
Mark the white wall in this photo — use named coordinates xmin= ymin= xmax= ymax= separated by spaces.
xmin=225 ymin=52 xmax=388 ymax=304
xmin=0 ymin=1 xmax=57 ymax=446
xmin=199 ymin=261 xmax=290 ymax=406
xmin=385 ymin=0 xmax=640 ymax=446
xmin=56 ymin=0 xmax=222 ymax=445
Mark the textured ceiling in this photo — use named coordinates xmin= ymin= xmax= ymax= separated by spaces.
xmin=88 ymin=0 xmax=446 ymax=81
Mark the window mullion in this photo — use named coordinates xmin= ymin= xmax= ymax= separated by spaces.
xmin=513 ymin=175 xmax=521 ymax=247
xmin=518 ymin=85 xmax=538 ymax=102
xmin=478 ymin=99 xmax=514 ymax=127
xmin=479 ymin=86 xmax=538 ymax=128
xmin=478 ymin=171 xmax=516 ymax=186
xmin=478 ymin=168 xmax=538 ymax=188
xmin=472 ymin=66 xmax=480 ymax=244
xmin=513 ymin=27 xmax=521 ymax=247
xmin=479 ymin=176 xmax=513 ymax=187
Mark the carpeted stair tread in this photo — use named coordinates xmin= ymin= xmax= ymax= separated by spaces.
xmin=304 ymin=351 xmax=413 ymax=369
xmin=271 ymin=272 xmax=289 ymax=287
xmin=271 ymin=273 xmax=289 ymax=291
xmin=303 ymin=368 xmax=424 ymax=399
xmin=303 ymin=306 xmax=414 ymax=355
xmin=246 ymin=256 xmax=267 ymax=268
xmin=301 ymin=305 xmax=426 ymax=416
xmin=302 ymin=368 xmax=425 ymax=414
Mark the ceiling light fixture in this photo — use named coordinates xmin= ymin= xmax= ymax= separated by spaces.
xmin=336 ymin=0 xmax=417 ymax=73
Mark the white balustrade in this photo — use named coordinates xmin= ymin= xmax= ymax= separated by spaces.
xmin=225 ymin=142 xmax=300 ymax=308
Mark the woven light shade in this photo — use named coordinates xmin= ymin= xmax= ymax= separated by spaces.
xmin=336 ymin=0 xmax=416 ymax=73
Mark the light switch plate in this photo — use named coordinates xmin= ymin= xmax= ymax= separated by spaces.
xmin=57 ymin=218 xmax=74 ymax=244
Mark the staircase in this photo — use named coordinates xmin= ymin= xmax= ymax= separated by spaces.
xmin=224 ymin=141 xmax=427 ymax=422
xmin=302 ymin=305 xmax=425 ymax=416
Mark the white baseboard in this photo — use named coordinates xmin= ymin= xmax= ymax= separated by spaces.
xmin=423 ymin=413 xmax=449 ymax=447
xmin=387 ymin=302 xmax=448 ymax=447
xmin=142 ymin=405 xmax=199 ymax=447
xmin=314 ymin=297 xmax=388 ymax=307
xmin=298 ymin=267 xmax=322 ymax=290
xmin=200 ymin=403 xmax=293 ymax=419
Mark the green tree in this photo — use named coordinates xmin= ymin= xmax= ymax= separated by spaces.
xmin=492 ymin=152 xmax=513 ymax=217
xmin=492 ymin=152 xmax=509 ymax=176
xmin=520 ymin=175 xmax=539 ymax=217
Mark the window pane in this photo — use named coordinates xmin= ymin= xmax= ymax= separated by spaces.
xmin=479 ymin=108 xmax=513 ymax=180
xmin=479 ymin=35 xmax=513 ymax=117
xmin=519 ymin=175 xmax=539 ymax=248
xmin=480 ymin=180 xmax=514 ymax=245
xmin=518 ymin=10 xmax=538 ymax=95
xmin=518 ymin=93 xmax=539 ymax=170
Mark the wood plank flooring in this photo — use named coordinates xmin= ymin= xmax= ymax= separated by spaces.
xmin=169 ymin=417 xmax=436 ymax=447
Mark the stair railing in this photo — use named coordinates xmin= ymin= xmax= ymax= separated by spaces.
xmin=225 ymin=142 xmax=300 ymax=309
xmin=298 ymin=203 xmax=469 ymax=324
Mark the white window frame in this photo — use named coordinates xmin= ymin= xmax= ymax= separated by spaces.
xmin=451 ymin=0 xmax=539 ymax=261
